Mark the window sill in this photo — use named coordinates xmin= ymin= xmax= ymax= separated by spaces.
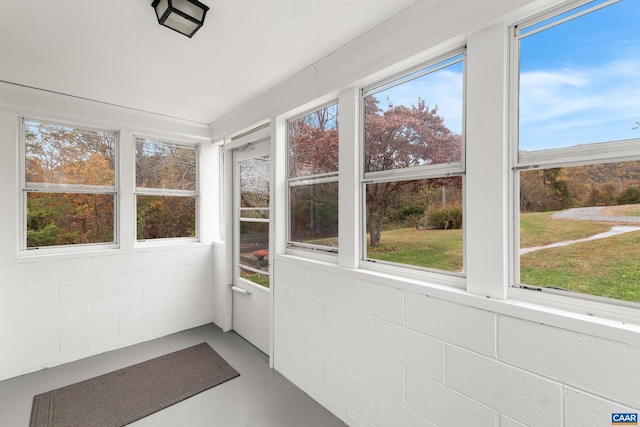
xmin=134 ymin=237 xmax=200 ymax=249
xmin=18 ymin=243 xmax=120 ymax=259
xmin=284 ymin=247 xmax=339 ymax=264
xmin=12 ymin=240 xmax=210 ymax=264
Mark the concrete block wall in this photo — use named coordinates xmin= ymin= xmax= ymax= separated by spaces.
xmin=273 ymin=257 xmax=640 ymax=427
xmin=0 ymin=246 xmax=214 ymax=381
xmin=0 ymin=83 xmax=218 ymax=382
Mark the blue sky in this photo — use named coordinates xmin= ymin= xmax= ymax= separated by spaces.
xmin=519 ymin=0 xmax=640 ymax=151
xmin=370 ymin=60 xmax=464 ymax=135
xmin=371 ymin=0 xmax=639 ymax=151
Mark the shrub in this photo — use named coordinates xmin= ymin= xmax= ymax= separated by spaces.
xmin=426 ymin=206 xmax=462 ymax=229
xmin=399 ymin=205 xmax=424 ymax=219
xmin=617 ymin=187 xmax=640 ymax=205
xmin=386 ymin=205 xmax=424 ymax=223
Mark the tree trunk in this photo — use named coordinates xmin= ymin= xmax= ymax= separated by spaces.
xmin=367 ymin=205 xmax=384 ymax=247
xmin=366 ymin=181 xmax=397 ymax=247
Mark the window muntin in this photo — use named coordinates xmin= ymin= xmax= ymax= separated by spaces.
xmin=135 ymin=137 xmax=197 ymax=240
xmin=287 ymin=102 xmax=339 ymax=252
xmin=362 ymin=51 xmax=465 ymax=275
xmin=237 ymin=149 xmax=270 ymax=287
xmin=23 ymin=119 xmax=117 ymax=249
xmin=514 ymin=0 xmax=640 ymax=306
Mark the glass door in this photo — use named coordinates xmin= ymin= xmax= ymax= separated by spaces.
xmin=231 ymin=138 xmax=270 ymax=355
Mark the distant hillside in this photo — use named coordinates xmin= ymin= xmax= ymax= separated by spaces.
xmin=520 ymin=160 xmax=640 ymax=212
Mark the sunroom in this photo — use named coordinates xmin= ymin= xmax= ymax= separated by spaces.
xmin=0 ymin=0 xmax=639 ymax=426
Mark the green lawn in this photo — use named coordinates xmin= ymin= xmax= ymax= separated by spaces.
xmin=367 ymin=228 xmax=463 ymax=273
xmin=520 ymin=209 xmax=640 ymax=303
xmin=603 ymin=204 xmax=640 ymax=217
xmin=520 ymin=211 xmax=611 ymax=247
xmin=240 ymin=269 xmax=270 ymax=288
xmin=301 ymin=208 xmax=640 ymax=303
xmin=521 ymin=232 xmax=640 ymax=302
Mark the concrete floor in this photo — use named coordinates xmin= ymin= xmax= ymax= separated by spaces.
xmin=0 ymin=323 xmax=347 ymax=427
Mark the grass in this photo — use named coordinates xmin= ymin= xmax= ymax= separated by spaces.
xmin=520 ymin=206 xmax=640 ymax=303
xmin=601 ymin=204 xmax=640 ymax=217
xmin=521 ymin=232 xmax=640 ymax=302
xmin=303 ymin=237 xmax=338 ymax=247
xmin=520 ymin=211 xmax=611 ymax=247
xmin=240 ymin=269 xmax=270 ymax=288
xmin=299 ymin=206 xmax=640 ymax=302
xmin=367 ymin=228 xmax=463 ymax=272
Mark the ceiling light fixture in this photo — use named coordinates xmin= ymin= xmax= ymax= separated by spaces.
xmin=152 ymin=0 xmax=209 ymax=38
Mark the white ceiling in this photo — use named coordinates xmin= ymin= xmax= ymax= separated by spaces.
xmin=0 ymin=0 xmax=421 ymax=125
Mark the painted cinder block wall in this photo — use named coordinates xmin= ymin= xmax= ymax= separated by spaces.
xmin=273 ymin=258 xmax=640 ymax=427
xmin=0 ymin=247 xmax=215 ymax=381
xmin=208 ymin=0 xmax=640 ymax=425
xmin=0 ymin=86 xmax=219 ymax=381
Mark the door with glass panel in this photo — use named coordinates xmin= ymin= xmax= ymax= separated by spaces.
xmin=232 ymin=138 xmax=270 ymax=355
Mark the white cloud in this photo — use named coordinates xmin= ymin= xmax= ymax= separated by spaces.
xmin=519 ymin=59 xmax=640 ymax=150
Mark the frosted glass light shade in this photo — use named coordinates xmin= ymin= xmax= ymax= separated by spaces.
xmin=152 ymin=0 xmax=209 ymax=38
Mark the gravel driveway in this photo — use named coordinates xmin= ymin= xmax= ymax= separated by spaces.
xmin=551 ymin=206 xmax=640 ymax=223
xmin=522 ymin=206 xmax=640 ymax=255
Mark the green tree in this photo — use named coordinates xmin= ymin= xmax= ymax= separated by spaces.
xmin=617 ymin=187 xmax=640 ymax=205
xmin=25 ymin=121 xmax=115 ymax=247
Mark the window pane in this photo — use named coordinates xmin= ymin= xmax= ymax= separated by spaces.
xmin=289 ymin=182 xmax=338 ymax=247
xmin=240 ymin=268 xmax=269 ymax=288
xmin=240 ymin=208 xmax=269 ymax=220
xmin=240 ymin=156 xmax=270 ymax=208
xmin=288 ymin=103 xmax=339 ymax=178
xmin=518 ymin=0 xmax=640 ymax=153
xmin=136 ymin=195 xmax=196 ymax=239
xmin=239 ymin=220 xmax=269 ymax=270
xmin=26 ymin=192 xmax=114 ymax=247
xmin=25 ymin=120 xmax=116 ymax=186
xmin=135 ymin=138 xmax=196 ymax=191
xmin=287 ymin=102 xmax=339 ymax=253
xmin=365 ymin=176 xmax=463 ymax=273
xmin=520 ymin=161 xmax=640 ymax=303
xmin=363 ymin=58 xmax=463 ymax=173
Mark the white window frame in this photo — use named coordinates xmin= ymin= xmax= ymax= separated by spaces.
xmin=286 ymin=100 xmax=339 ymax=255
xmin=134 ymin=136 xmax=199 ymax=244
xmin=20 ymin=118 xmax=119 ymax=254
xmin=510 ymin=0 xmax=640 ymax=315
xmin=359 ymin=48 xmax=467 ymax=285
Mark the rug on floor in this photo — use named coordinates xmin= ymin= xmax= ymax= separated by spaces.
xmin=30 ymin=342 xmax=240 ymax=427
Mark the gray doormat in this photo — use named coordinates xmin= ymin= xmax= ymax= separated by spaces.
xmin=30 ymin=342 xmax=240 ymax=427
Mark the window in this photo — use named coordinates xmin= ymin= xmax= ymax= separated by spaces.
xmin=135 ymin=137 xmax=197 ymax=240
xmin=362 ymin=51 xmax=465 ymax=274
xmin=287 ymin=102 xmax=339 ymax=252
xmin=514 ymin=0 xmax=640 ymax=305
xmin=23 ymin=119 xmax=117 ymax=250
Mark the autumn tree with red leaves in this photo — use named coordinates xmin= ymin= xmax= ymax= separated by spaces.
xmin=364 ymin=96 xmax=462 ymax=246
xmin=288 ymin=105 xmax=340 ymax=243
